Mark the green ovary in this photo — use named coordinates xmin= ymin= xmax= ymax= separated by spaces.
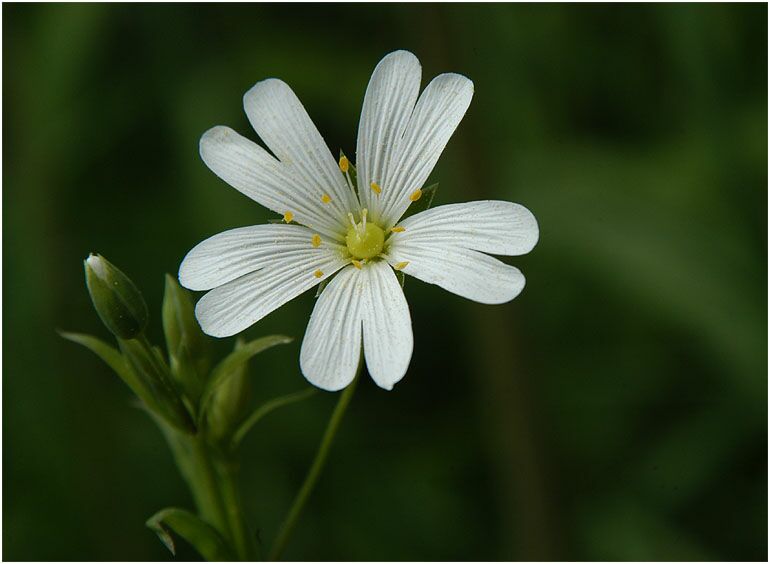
xmin=346 ymin=222 xmax=385 ymax=259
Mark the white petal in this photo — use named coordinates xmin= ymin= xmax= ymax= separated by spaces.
xmin=356 ymin=50 xmax=422 ymax=222
xmin=386 ymin=245 xmax=525 ymax=304
xmin=389 ymin=200 xmax=539 ymax=256
xmin=243 ymin=79 xmax=357 ymax=220
xmin=200 ymin=126 xmax=346 ymax=239
xmin=179 ymin=224 xmax=344 ymax=291
xmin=195 ymin=251 xmax=347 ymax=338
xmin=361 ymin=261 xmax=413 ymax=390
xmin=300 ymin=265 xmax=363 ymax=391
xmin=378 ymin=73 xmax=474 ymax=228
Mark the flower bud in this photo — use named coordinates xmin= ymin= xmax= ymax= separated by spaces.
xmin=84 ymin=254 xmax=148 ymax=339
xmin=206 ymin=339 xmax=252 ymax=443
xmin=162 ymin=275 xmax=211 ymax=401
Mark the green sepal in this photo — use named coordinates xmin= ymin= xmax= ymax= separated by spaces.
xmin=395 ymin=270 xmax=406 ymax=289
xmin=84 ymin=254 xmax=149 ymax=339
xmin=199 ymin=335 xmax=293 ymax=424
xmin=231 ymin=387 xmax=317 ymax=450
xmin=206 ymin=338 xmax=253 ymax=443
xmin=59 ymin=331 xmax=154 ymax=407
xmin=162 ymin=274 xmax=210 ymax=402
xmin=146 ymin=507 xmax=235 ymax=561
xmin=339 ymin=149 xmax=358 ymax=193
xmin=400 ymin=182 xmax=438 ymax=220
xmin=119 ymin=337 xmax=196 ymax=434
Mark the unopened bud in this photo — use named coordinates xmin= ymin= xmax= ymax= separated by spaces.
xmin=162 ymin=274 xmax=210 ymax=401
xmin=84 ymin=254 xmax=148 ymax=339
xmin=206 ymin=339 xmax=252 ymax=443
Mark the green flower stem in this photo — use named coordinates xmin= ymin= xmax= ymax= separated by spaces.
xmin=216 ymin=456 xmax=258 ymax=561
xmin=188 ymin=437 xmax=230 ymax=540
xmin=269 ymin=374 xmax=359 ymax=561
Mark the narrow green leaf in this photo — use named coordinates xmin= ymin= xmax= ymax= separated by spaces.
xmin=119 ymin=337 xmax=197 ymax=434
xmin=400 ymin=182 xmax=438 ymax=220
xmin=146 ymin=507 xmax=234 ymax=561
xmin=199 ymin=335 xmax=293 ymax=421
xmin=231 ymin=387 xmax=317 ymax=449
xmin=59 ymin=331 xmax=149 ymax=406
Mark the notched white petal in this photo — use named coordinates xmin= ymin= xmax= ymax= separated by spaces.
xmin=199 ymin=126 xmax=344 ymax=239
xmin=379 ymin=72 xmax=475 ymax=228
xmin=389 ymin=200 xmax=539 ymax=256
xmin=243 ymin=78 xmax=356 ymax=217
xmin=300 ymin=266 xmax=363 ymax=391
xmin=386 ymin=245 xmax=525 ymax=304
xmin=356 ymin=50 xmax=422 ymax=222
xmin=179 ymin=224 xmax=343 ymax=292
xmin=361 ymin=261 xmax=413 ymax=391
xmin=194 ymin=252 xmax=347 ymax=338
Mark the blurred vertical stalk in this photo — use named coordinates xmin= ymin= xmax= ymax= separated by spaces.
xmin=161 ymin=426 xmax=256 ymax=560
xmin=418 ymin=5 xmax=555 ymax=559
xmin=269 ymin=372 xmax=359 ymax=560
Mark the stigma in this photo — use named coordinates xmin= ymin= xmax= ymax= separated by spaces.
xmin=345 ymin=208 xmax=385 ymax=260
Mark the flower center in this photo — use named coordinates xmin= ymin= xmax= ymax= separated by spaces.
xmin=346 ymin=209 xmax=384 ymax=259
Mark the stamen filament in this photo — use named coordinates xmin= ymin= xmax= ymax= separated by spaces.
xmin=351 ymin=259 xmax=363 ymax=270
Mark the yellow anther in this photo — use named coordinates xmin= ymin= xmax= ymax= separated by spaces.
xmin=283 ymin=211 xmax=294 ymax=223
xmin=393 ymin=261 xmax=410 ymax=271
xmin=351 ymin=259 xmax=363 ymax=270
xmin=409 ymin=189 xmax=422 ymax=202
xmin=311 ymin=234 xmax=321 ymax=248
xmin=390 ymin=226 xmax=405 ymax=233
xmin=313 ymin=269 xmax=324 ymax=278
xmin=321 ymin=194 xmax=331 ymax=204
xmin=339 ymin=155 xmax=349 ymax=173
xmin=370 ymin=182 xmax=382 ymax=195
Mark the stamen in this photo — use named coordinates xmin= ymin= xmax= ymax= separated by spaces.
xmin=339 ymin=155 xmax=349 ymax=173
xmin=409 ymin=189 xmax=422 ymax=202
xmin=393 ymin=261 xmax=410 ymax=271
xmin=347 ymin=212 xmax=357 ymax=230
xmin=313 ymin=269 xmax=324 ymax=278
xmin=351 ymin=259 xmax=363 ymax=270
xmin=321 ymin=194 xmax=332 ymax=204
xmin=390 ymin=226 xmax=405 ymax=233
xmin=370 ymin=182 xmax=382 ymax=195
xmin=283 ymin=211 xmax=294 ymax=223
xmin=311 ymin=234 xmax=322 ymax=248
xmin=361 ymin=208 xmax=368 ymax=232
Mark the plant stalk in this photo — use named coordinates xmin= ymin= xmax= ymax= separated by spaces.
xmin=269 ymin=374 xmax=359 ymax=560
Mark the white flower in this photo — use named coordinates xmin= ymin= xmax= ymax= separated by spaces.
xmin=179 ymin=50 xmax=539 ymax=392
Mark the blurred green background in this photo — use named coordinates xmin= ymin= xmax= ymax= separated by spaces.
xmin=4 ymin=3 xmax=767 ymax=561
